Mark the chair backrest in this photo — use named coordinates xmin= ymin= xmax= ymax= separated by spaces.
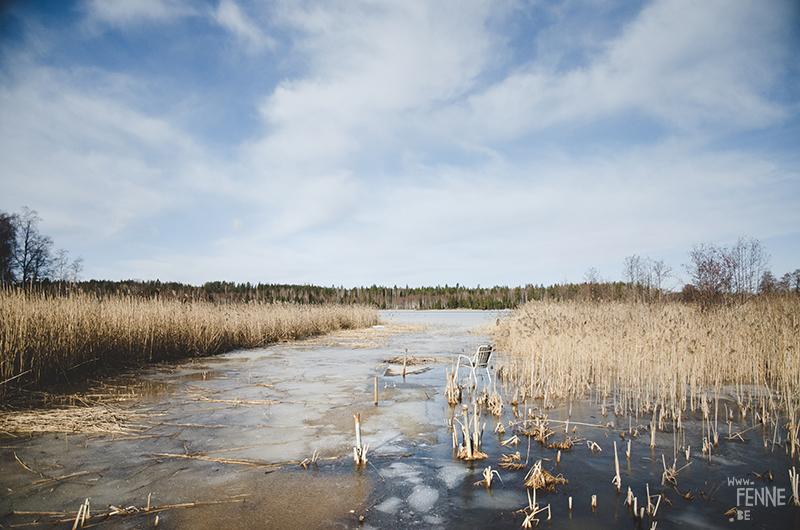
xmin=474 ymin=345 xmax=493 ymax=367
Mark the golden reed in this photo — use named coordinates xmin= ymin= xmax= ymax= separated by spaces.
xmin=493 ymin=297 xmax=800 ymax=455
xmin=0 ymin=288 xmax=378 ymax=395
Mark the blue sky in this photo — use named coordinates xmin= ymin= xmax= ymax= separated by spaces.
xmin=1 ymin=0 xmax=798 ymax=288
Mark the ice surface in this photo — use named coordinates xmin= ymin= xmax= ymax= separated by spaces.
xmin=424 ymin=514 xmax=445 ymax=525
xmin=375 ymin=496 xmax=403 ymax=513
xmin=382 ymin=461 xmax=424 ymax=484
xmin=7 ymin=310 xmax=790 ymax=529
xmin=438 ymin=464 xmax=468 ymax=488
xmin=407 ymin=484 xmax=439 ymax=512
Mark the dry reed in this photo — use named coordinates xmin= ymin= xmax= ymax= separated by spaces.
xmin=493 ymin=298 xmax=800 ymax=453
xmin=518 ymin=487 xmax=551 ymax=528
xmin=455 ymin=402 xmax=488 ymax=460
xmin=498 ymin=451 xmax=526 ymax=470
xmin=0 ymin=289 xmax=378 ymax=395
xmin=474 ymin=466 xmax=503 ymax=487
xmin=524 ymin=459 xmax=567 ymax=491
xmin=381 ymin=355 xmax=440 ymax=365
xmin=0 ymin=403 xmax=143 ymax=435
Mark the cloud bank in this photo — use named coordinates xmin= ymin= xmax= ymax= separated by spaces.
xmin=0 ymin=0 xmax=798 ymax=286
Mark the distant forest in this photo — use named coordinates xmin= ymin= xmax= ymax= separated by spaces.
xmin=57 ymin=279 xmax=659 ymax=309
xmin=2 ymin=206 xmax=796 ymax=309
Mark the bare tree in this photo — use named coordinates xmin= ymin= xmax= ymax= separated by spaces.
xmin=728 ymin=236 xmax=770 ymax=300
xmin=759 ymin=271 xmax=777 ymax=294
xmin=53 ymin=248 xmax=70 ymax=282
xmin=69 ymin=256 xmax=84 ymax=283
xmin=623 ymin=255 xmax=643 ymax=286
xmin=650 ymin=259 xmax=673 ymax=301
xmin=52 ymin=249 xmax=83 ymax=292
xmin=623 ymin=254 xmax=661 ymax=301
xmin=685 ymin=242 xmax=731 ymax=304
xmin=778 ymin=269 xmax=800 ymax=294
xmin=11 ymin=207 xmax=53 ymax=285
xmin=791 ymin=269 xmax=800 ymax=294
xmin=0 ymin=211 xmax=15 ymax=284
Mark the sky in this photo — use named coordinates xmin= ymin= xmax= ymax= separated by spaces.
xmin=0 ymin=0 xmax=798 ymax=289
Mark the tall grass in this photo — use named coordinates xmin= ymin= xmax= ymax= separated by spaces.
xmin=493 ymin=297 xmax=800 ymax=453
xmin=0 ymin=289 xmax=379 ymax=395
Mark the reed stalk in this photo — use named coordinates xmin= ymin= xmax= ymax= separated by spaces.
xmin=353 ymin=413 xmax=369 ymax=466
xmin=493 ymin=298 xmax=800 ymax=449
xmin=0 ymin=289 xmax=378 ymax=395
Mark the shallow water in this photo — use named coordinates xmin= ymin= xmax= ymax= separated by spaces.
xmin=1 ymin=310 xmax=798 ymax=529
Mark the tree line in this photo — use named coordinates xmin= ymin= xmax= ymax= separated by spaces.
xmin=681 ymin=236 xmax=799 ymax=306
xmin=1 ymin=208 xmax=797 ymax=308
xmin=62 ymin=280 xmax=531 ymax=309
xmin=590 ymin=236 xmax=798 ymax=306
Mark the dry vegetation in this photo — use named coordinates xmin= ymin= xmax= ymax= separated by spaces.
xmin=493 ymin=297 xmax=800 ymax=456
xmin=0 ymin=289 xmax=379 ymax=396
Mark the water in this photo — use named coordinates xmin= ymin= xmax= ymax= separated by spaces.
xmin=1 ymin=310 xmax=798 ymax=529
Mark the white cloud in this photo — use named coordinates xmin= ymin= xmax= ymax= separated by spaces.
xmin=115 ymin=136 xmax=799 ymax=286
xmin=250 ymin=0 xmax=499 ymax=170
xmin=2 ymin=0 xmax=797 ymax=285
xmin=0 ymin=63 xmax=208 ymax=242
xmin=214 ymin=0 xmax=275 ymax=53
xmin=446 ymin=0 xmax=792 ymax=141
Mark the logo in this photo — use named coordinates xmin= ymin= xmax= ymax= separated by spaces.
xmin=726 ymin=476 xmax=788 ymax=523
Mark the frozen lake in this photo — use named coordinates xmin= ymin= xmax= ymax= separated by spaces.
xmin=1 ymin=309 xmax=797 ymax=529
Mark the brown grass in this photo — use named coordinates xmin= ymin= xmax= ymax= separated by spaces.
xmin=0 ymin=403 xmax=142 ymax=436
xmin=524 ymin=459 xmax=567 ymax=490
xmin=493 ymin=297 xmax=800 ymax=454
xmin=0 ymin=289 xmax=379 ymax=395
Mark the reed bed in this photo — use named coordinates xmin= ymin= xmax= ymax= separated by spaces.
xmin=0 ymin=289 xmax=379 ymax=395
xmin=0 ymin=403 xmax=142 ymax=436
xmin=493 ymin=297 xmax=800 ymax=454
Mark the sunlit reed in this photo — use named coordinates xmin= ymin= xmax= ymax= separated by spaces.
xmin=0 ymin=288 xmax=378 ymax=394
xmin=493 ymin=297 xmax=800 ymax=455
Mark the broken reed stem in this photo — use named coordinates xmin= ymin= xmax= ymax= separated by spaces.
xmin=474 ymin=466 xmax=503 ymax=488
xmin=353 ymin=412 xmax=368 ymax=465
xmin=71 ymin=499 xmax=89 ymax=530
xmin=612 ymin=441 xmax=621 ymax=491
xmin=151 ymin=452 xmax=341 ymax=471
xmin=520 ymin=488 xmax=551 ymax=528
xmin=444 ymin=366 xmax=461 ymax=404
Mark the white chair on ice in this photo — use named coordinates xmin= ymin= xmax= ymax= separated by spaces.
xmin=455 ymin=344 xmax=493 ymax=387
